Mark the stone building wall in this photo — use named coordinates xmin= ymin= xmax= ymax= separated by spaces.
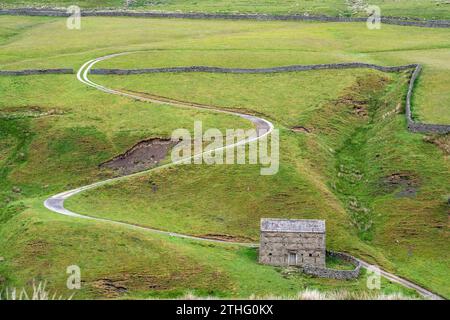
xmin=259 ymin=231 xmax=326 ymax=267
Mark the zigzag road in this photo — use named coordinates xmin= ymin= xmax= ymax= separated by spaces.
xmin=44 ymin=53 xmax=443 ymax=300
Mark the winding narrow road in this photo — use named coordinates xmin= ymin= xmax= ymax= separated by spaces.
xmin=44 ymin=53 xmax=443 ymax=300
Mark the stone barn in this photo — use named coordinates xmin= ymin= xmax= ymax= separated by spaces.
xmin=259 ymin=218 xmax=326 ymax=268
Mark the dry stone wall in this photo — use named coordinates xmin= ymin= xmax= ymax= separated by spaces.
xmin=405 ymin=65 xmax=450 ymax=134
xmin=0 ymin=69 xmax=73 ymax=76
xmin=90 ymin=63 xmax=416 ymax=75
xmin=91 ymin=63 xmax=450 ymax=134
xmin=302 ymin=251 xmax=362 ymax=280
xmin=1 ymin=9 xmax=450 ymax=28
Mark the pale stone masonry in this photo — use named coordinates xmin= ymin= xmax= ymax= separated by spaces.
xmin=259 ymin=219 xmax=326 ymax=267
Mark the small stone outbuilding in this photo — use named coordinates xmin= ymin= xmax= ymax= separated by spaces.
xmin=259 ymin=218 xmax=326 ymax=268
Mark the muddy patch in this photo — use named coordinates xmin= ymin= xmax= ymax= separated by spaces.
xmin=337 ymin=95 xmax=369 ymax=117
xmin=291 ymin=126 xmax=312 ymax=134
xmin=90 ymin=274 xmax=170 ymax=298
xmin=91 ymin=279 xmax=128 ymax=297
xmin=381 ymin=172 xmax=420 ymax=198
xmin=100 ymin=138 xmax=177 ymax=175
xmin=395 ymin=188 xmax=418 ymax=198
xmin=352 ymin=104 xmax=369 ymax=117
xmin=337 ymin=75 xmax=391 ymax=118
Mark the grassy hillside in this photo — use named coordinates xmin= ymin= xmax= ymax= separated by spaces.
xmin=1 ymin=0 xmax=450 ymax=20
xmin=0 ymin=73 xmax=415 ymax=298
xmin=0 ymin=15 xmax=449 ymax=299
xmin=0 ymin=75 xmax=250 ymax=194
xmin=1 ymin=199 xmax=416 ymax=299
xmin=67 ymin=65 xmax=450 ymax=297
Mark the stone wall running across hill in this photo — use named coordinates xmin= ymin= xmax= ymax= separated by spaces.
xmin=0 ymin=69 xmax=73 ymax=76
xmin=91 ymin=63 xmax=416 ymax=75
xmin=405 ymin=65 xmax=450 ymax=134
xmin=91 ymin=63 xmax=450 ymax=134
xmin=1 ymin=8 xmax=450 ymax=29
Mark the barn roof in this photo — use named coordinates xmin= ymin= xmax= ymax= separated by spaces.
xmin=261 ymin=218 xmax=325 ymax=233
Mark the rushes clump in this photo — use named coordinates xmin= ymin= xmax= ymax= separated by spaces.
xmin=179 ymin=289 xmax=415 ymax=300
xmin=0 ymin=281 xmax=74 ymax=300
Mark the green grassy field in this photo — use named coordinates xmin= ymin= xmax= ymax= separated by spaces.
xmin=0 ymin=15 xmax=449 ymax=299
xmin=1 ymin=17 xmax=449 ymax=123
xmin=1 ymin=0 xmax=450 ymax=20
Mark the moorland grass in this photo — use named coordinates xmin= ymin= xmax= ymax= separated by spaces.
xmin=0 ymin=198 xmax=417 ymax=299
xmin=0 ymin=15 xmax=448 ymax=298
xmin=1 ymin=0 xmax=449 ymax=20
xmin=0 ymin=75 xmax=251 ymax=195
xmin=66 ymin=69 xmax=450 ymax=297
xmin=1 ymin=16 xmax=449 ymax=123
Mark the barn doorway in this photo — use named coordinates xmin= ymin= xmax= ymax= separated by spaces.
xmin=288 ymin=252 xmax=297 ymax=266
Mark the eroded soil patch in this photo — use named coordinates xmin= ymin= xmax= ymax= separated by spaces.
xmin=90 ymin=273 xmax=170 ymax=298
xmin=338 ymin=95 xmax=369 ymax=117
xmin=382 ymin=172 xmax=420 ymax=198
xmin=337 ymin=76 xmax=389 ymax=118
xmin=291 ymin=126 xmax=312 ymax=133
xmin=100 ymin=138 xmax=177 ymax=175
xmin=91 ymin=279 xmax=128 ymax=297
